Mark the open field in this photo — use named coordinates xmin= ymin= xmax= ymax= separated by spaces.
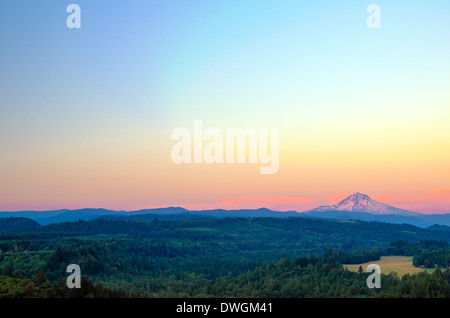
xmin=344 ymin=256 xmax=427 ymax=277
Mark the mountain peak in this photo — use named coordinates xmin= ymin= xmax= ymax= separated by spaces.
xmin=349 ymin=192 xmax=369 ymax=198
xmin=309 ymin=193 xmax=417 ymax=216
xmin=343 ymin=192 xmax=372 ymax=203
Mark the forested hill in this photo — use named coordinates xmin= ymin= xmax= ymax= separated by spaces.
xmin=5 ymin=217 xmax=450 ymax=251
xmin=0 ymin=218 xmax=40 ymax=232
xmin=1 ymin=217 xmax=450 ymax=298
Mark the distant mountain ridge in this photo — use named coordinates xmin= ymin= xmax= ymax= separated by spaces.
xmin=1 ymin=192 xmax=450 ymax=228
xmin=98 ymin=212 xmax=217 ymax=222
xmin=0 ymin=207 xmax=300 ymax=225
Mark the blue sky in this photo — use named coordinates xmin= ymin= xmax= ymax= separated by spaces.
xmin=1 ymin=1 xmax=449 ymax=211
xmin=2 ymin=0 xmax=449 ymax=128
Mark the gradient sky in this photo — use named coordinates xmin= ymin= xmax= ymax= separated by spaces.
xmin=1 ymin=0 xmax=449 ymax=213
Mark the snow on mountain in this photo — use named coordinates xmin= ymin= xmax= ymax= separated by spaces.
xmin=308 ymin=192 xmax=419 ymax=216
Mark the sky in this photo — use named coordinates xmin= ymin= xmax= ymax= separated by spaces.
xmin=1 ymin=0 xmax=449 ymax=213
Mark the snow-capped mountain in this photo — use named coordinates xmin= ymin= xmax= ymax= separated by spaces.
xmin=308 ymin=192 xmax=418 ymax=216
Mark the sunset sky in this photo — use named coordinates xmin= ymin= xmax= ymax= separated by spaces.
xmin=1 ymin=1 xmax=449 ymax=213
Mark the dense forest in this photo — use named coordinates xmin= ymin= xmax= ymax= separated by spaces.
xmin=375 ymin=240 xmax=450 ymax=268
xmin=1 ymin=251 xmax=449 ymax=298
xmin=0 ymin=217 xmax=449 ymax=298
